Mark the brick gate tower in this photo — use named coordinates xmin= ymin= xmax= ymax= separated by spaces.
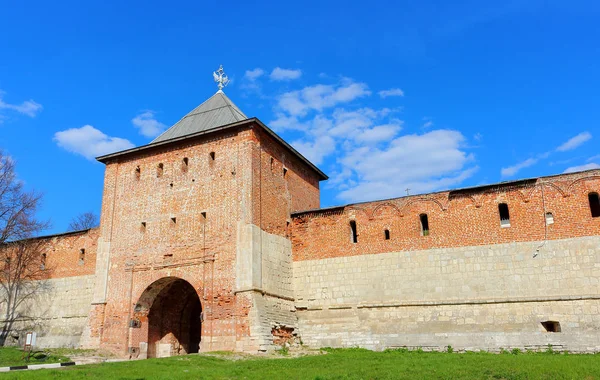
xmin=81 ymin=66 xmax=327 ymax=357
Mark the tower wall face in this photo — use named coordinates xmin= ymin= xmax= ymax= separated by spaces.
xmin=86 ymin=124 xmax=322 ymax=355
xmin=291 ymin=171 xmax=600 ymax=352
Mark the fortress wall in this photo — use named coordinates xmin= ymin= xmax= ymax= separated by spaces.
xmin=3 ymin=274 xmax=96 ymax=348
xmin=294 ymin=236 xmax=600 ymax=352
xmin=291 ymin=171 xmax=600 ymax=352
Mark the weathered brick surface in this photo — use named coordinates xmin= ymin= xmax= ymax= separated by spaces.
xmin=292 ymin=171 xmax=600 ymax=261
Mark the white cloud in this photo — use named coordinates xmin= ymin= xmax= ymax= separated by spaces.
xmin=244 ymin=68 xmax=265 ymax=81
xmin=276 ymin=82 xmax=371 ymax=116
xmin=563 ymin=162 xmax=600 ymax=173
xmin=556 ymin=132 xmax=592 ymax=152
xmin=132 ymin=110 xmax=167 ymax=138
xmin=290 ymin=135 xmax=336 ymax=165
xmin=54 ymin=125 xmax=134 ymax=160
xmin=270 ymin=67 xmax=302 ymax=81
xmin=355 ymin=124 xmax=402 ymax=144
xmin=0 ymin=90 xmax=42 ymax=120
xmin=270 ymin=77 xmax=475 ymax=203
xmin=501 ymin=158 xmax=538 ymax=177
xmin=337 ymin=130 xmax=477 ymax=201
xmin=378 ymin=88 xmax=405 ymax=98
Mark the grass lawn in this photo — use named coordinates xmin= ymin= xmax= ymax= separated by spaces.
xmin=0 ymin=347 xmax=71 ymax=367
xmin=2 ymin=348 xmax=600 ymax=379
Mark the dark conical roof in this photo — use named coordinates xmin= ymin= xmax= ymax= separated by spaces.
xmin=152 ymin=90 xmax=248 ymax=143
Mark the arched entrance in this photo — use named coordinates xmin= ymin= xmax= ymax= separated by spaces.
xmin=133 ymin=277 xmax=201 ymax=358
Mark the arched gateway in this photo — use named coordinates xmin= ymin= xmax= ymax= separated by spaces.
xmin=131 ymin=277 xmax=201 ymax=358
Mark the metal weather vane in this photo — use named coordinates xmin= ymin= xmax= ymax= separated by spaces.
xmin=213 ymin=65 xmax=230 ymax=92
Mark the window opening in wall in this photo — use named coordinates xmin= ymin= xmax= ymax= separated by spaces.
xmin=498 ymin=203 xmax=510 ymax=227
xmin=283 ymin=168 xmax=288 ymax=178
xmin=589 ymin=192 xmax=600 ymax=218
xmin=135 ymin=166 xmax=141 ymax=180
xmin=545 ymin=212 xmax=554 ymax=225
xmin=141 ymin=222 xmax=147 ymax=232
xmin=40 ymin=253 xmax=46 ymax=270
xmin=157 ymin=163 xmax=164 ymax=177
xmin=420 ymin=214 xmax=429 ymax=236
xmin=350 ymin=220 xmax=358 ymax=243
xmin=209 ymin=152 xmax=215 ymax=161
xmin=79 ymin=249 xmax=85 ymax=265
xmin=182 ymin=157 xmax=189 ymax=172
xmin=541 ymin=321 xmax=561 ymax=332
xmin=201 ymin=212 xmax=207 ymax=221
xmin=384 ymin=229 xmax=390 ymax=240
xmin=270 ymin=157 xmax=274 ymax=171
xmin=170 ymin=183 xmax=173 ymax=188
xmin=286 ymin=221 xmax=290 ymax=237
xmin=171 ymin=217 xmax=177 ymax=224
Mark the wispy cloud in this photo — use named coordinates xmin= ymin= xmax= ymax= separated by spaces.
xmin=275 ymin=81 xmax=371 ymax=117
xmin=244 ymin=68 xmax=265 ymax=81
xmin=0 ymin=90 xmax=43 ymax=121
xmin=132 ymin=110 xmax=167 ymax=138
xmin=501 ymin=158 xmax=538 ymax=177
xmin=270 ymin=67 xmax=302 ymax=81
xmin=556 ymin=132 xmax=592 ymax=152
xmin=501 ymin=131 xmax=593 ymax=177
xmin=563 ymin=162 xmax=600 ymax=173
xmin=270 ymin=77 xmax=476 ymax=202
xmin=378 ymin=88 xmax=405 ymax=98
xmin=54 ymin=125 xmax=134 ymax=160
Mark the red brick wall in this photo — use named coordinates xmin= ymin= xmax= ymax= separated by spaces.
xmin=92 ymin=123 xmax=323 ymax=355
xmin=252 ymin=127 xmax=321 ymax=237
xmin=39 ymin=228 xmax=99 ymax=279
xmin=292 ymin=170 xmax=600 ymax=261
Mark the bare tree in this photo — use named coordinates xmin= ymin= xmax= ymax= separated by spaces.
xmin=68 ymin=212 xmax=98 ymax=231
xmin=0 ymin=151 xmax=49 ymax=346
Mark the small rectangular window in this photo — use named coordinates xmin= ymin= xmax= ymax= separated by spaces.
xmin=209 ymin=152 xmax=215 ymax=161
xmin=589 ymin=192 xmax=600 ymax=218
xmin=545 ymin=212 xmax=554 ymax=225
xmin=40 ymin=253 xmax=47 ymax=270
xmin=79 ymin=249 xmax=85 ymax=265
xmin=182 ymin=157 xmax=189 ymax=172
xmin=157 ymin=163 xmax=164 ymax=177
xmin=384 ymin=229 xmax=390 ymax=240
xmin=141 ymin=222 xmax=147 ymax=232
xmin=135 ymin=166 xmax=141 ymax=180
xmin=420 ymin=214 xmax=429 ymax=236
xmin=350 ymin=220 xmax=358 ymax=243
xmin=541 ymin=321 xmax=561 ymax=332
xmin=283 ymin=168 xmax=288 ymax=178
xmin=498 ymin=203 xmax=510 ymax=227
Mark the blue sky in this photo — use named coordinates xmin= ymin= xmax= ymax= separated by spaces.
xmin=1 ymin=0 xmax=599 ymax=234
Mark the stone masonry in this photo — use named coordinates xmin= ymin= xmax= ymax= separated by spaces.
xmin=2 ymin=88 xmax=599 ymax=355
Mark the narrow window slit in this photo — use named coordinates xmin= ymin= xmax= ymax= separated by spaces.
xmin=141 ymin=222 xmax=147 ymax=232
xmin=157 ymin=163 xmax=164 ymax=177
xmin=40 ymin=253 xmax=47 ymax=270
xmin=350 ymin=220 xmax=358 ymax=243
xmin=135 ymin=166 xmax=141 ymax=180
xmin=545 ymin=212 xmax=554 ymax=225
xmin=182 ymin=157 xmax=189 ymax=172
xmin=209 ymin=152 xmax=215 ymax=161
xmin=498 ymin=203 xmax=510 ymax=227
xmin=589 ymin=192 xmax=600 ymax=218
xmin=384 ymin=229 xmax=390 ymax=240
xmin=171 ymin=217 xmax=177 ymax=224
xmin=79 ymin=249 xmax=85 ymax=264
xmin=283 ymin=168 xmax=288 ymax=178
xmin=420 ymin=214 xmax=429 ymax=236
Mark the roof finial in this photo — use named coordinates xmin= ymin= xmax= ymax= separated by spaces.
xmin=213 ymin=65 xmax=230 ymax=92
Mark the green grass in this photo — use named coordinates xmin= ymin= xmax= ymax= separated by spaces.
xmin=2 ymin=348 xmax=600 ymax=379
xmin=0 ymin=347 xmax=71 ymax=367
